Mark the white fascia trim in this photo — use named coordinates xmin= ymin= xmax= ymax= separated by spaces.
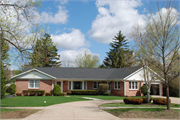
xmin=146 ymin=66 xmax=164 ymax=81
xmin=11 ymin=68 xmax=57 ymax=80
xmin=123 ymin=67 xmax=144 ymax=80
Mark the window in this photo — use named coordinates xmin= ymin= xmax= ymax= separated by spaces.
xmin=29 ymin=80 xmax=40 ymax=88
xmin=68 ymin=81 xmax=71 ymax=90
xmin=114 ymin=81 xmax=120 ymax=89
xmin=73 ymin=81 xmax=82 ymax=89
xmin=93 ymin=82 xmax=101 ymax=89
xmin=84 ymin=81 xmax=87 ymax=90
xmin=129 ymin=82 xmax=138 ymax=90
xmin=57 ymin=82 xmax=61 ymax=87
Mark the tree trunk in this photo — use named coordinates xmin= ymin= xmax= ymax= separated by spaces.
xmin=147 ymin=88 xmax=150 ymax=103
xmin=166 ymin=84 xmax=170 ymax=110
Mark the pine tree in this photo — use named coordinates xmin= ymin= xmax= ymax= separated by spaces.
xmin=1 ymin=61 xmax=6 ymax=99
xmin=30 ymin=33 xmax=61 ymax=67
xmin=103 ymin=31 xmax=133 ymax=68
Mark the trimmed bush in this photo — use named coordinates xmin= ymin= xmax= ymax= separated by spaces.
xmin=153 ymin=98 xmax=171 ymax=105
xmin=141 ymin=85 xmax=147 ymax=96
xmin=71 ymin=90 xmax=98 ymax=95
xmin=67 ymin=91 xmax=71 ymax=95
xmin=16 ymin=93 xmax=22 ymax=96
xmin=98 ymin=84 xmax=109 ymax=94
xmin=103 ymin=92 xmax=111 ymax=96
xmin=22 ymin=90 xmax=45 ymax=96
xmin=53 ymin=84 xmax=61 ymax=96
xmin=45 ymin=93 xmax=51 ymax=96
xmin=8 ymin=84 xmax=17 ymax=94
xmin=142 ymin=97 xmax=152 ymax=103
xmin=123 ymin=97 xmax=143 ymax=104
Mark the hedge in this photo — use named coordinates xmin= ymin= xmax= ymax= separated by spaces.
xmin=8 ymin=84 xmax=17 ymax=94
xmin=71 ymin=90 xmax=98 ymax=95
xmin=45 ymin=93 xmax=51 ymax=96
xmin=54 ymin=93 xmax=65 ymax=96
xmin=153 ymin=98 xmax=171 ymax=105
xmin=16 ymin=93 xmax=22 ymax=96
xmin=22 ymin=90 xmax=45 ymax=96
xmin=103 ymin=92 xmax=111 ymax=96
xmin=67 ymin=91 xmax=71 ymax=95
xmin=123 ymin=97 xmax=143 ymax=104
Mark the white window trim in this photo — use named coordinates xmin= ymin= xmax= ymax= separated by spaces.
xmin=93 ymin=81 xmax=101 ymax=89
xmin=114 ymin=81 xmax=120 ymax=90
xmin=28 ymin=80 xmax=40 ymax=89
xmin=129 ymin=81 xmax=138 ymax=90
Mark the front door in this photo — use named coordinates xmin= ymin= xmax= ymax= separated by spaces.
xmin=106 ymin=82 xmax=111 ymax=93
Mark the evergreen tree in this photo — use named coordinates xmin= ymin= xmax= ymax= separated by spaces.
xmin=1 ymin=61 xmax=6 ymax=99
xmin=103 ymin=31 xmax=133 ymax=68
xmin=30 ymin=33 xmax=61 ymax=67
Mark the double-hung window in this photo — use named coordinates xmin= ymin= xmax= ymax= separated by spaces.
xmin=114 ymin=81 xmax=120 ymax=89
xmin=129 ymin=81 xmax=138 ymax=90
xmin=29 ymin=80 xmax=40 ymax=89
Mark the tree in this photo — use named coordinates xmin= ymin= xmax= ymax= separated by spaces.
xmin=131 ymin=1 xmax=180 ymax=110
xmin=75 ymin=51 xmax=100 ymax=68
xmin=103 ymin=31 xmax=134 ymax=68
xmin=0 ymin=0 xmax=45 ymax=65
xmin=1 ymin=61 xmax=6 ymax=99
xmin=30 ymin=33 xmax=61 ymax=67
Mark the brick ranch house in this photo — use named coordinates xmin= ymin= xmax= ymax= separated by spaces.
xmin=11 ymin=66 xmax=163 ymax=96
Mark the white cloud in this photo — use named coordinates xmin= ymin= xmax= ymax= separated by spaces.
xmin=41 ymin=5 xmax=68 ymax=24
xmin=88 ymin=0 xmax=146 ymax=43
xmin=51 ymin=28 xmax=90 ymax=50
xmin=59 ymin=48 xmax=99 ymax=67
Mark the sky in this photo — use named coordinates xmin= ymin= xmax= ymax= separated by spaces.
xmin=9 ymin=0 xmax=180 ymax=69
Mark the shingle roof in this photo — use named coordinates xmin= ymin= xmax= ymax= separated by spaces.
xmin=23 ymin=66 xmax=142 ymax=80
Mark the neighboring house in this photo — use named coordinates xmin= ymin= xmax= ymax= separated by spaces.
xmin=11 ymin=66 xmax=163 ymax=96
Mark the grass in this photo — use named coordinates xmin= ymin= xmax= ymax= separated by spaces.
xmin=1 ymin=96 xmax=90 ymax=107
xmin=69 ymin=95 xmax=125 ymax=100
xmin=1 ymin=108 xmax=22 ymax=112
xmin=100 ymin=102 xmax=180 ymax=108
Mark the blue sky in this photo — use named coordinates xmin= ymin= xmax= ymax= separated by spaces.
xmin=9 ymin=0 xmax=180 ymax=69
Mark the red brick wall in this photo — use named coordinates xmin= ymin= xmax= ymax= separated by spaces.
xmin=111 ymin=81 xmax=124 ymax=96
xmin=16 ymin=79 xmax=53 ymax=94
xmin=87 ymin=81 xmax=93 ymax=90
xmin=125 ymin=81 xmax=144 ymax=96
xmin=63 ymin=81 xmax=68 ymax=92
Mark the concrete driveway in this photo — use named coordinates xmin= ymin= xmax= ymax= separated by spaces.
xmin=23 ymin=100 xmax=122 ymax=120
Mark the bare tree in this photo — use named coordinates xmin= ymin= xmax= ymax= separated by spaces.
xmin=131 ymin=0 xmax=180 ymax=110
xmin=0 ymin=0 xmax=45 ymax=65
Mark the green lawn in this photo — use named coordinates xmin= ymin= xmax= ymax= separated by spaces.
xmin=1 ymin=108 xmax=22 ymax=112
xmin=1 ymin=96 xmax=90 ymax=107
xmin=1 ymin=95 xmax=124 ymax=107
xmin=5 ymin=92 xmax=11 ymax=95
xmin=100 ymin=102 xmax=180 ymax=108
xmin=69 ymin=95 xmax=125 ymax=100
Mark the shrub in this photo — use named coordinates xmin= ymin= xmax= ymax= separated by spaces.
xmin=22 ymin=90 xmax=45 ymax=96
xmin=16 ymin=93 xmax=22 ymax=96
xmin=8 ymin=84 xmax=17 ymax=94
xmin=153 ymin=98 xmax=171 ymax=105
xmin=103 ymin=92 xmax=111 ymax=96
xmin=98 ymin=84 xmax=109 ymax=94
xmin=67 ymin=91 xmax=71 ymax=95
xmin=45 ymin=93 xmax=51 ymax=96
xmin=123 ymin=97 xmax=143 ymax=104
xmin=1 ymin=62 xmax=6 ymax=99
xmin=71 ymin=90 xmax=98 ymax=95
xmin=53 ymin=84 xmax=61 ymax=96
xmin=141 ymin=85 xmax=147 ymax=96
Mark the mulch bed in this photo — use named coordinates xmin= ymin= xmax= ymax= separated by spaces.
xmin=111 ymin=110 xmax=180 ymax=119
xmin=1 ymin=109 xmax=40 ymax=119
